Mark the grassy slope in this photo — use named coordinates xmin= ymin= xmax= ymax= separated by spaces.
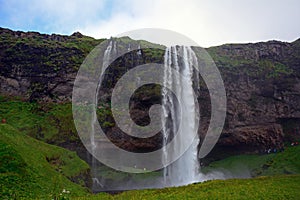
xmin=0 ymin=124 xmax=90 ymax=199
xmin=76 ymin=175 xmax=300 ymax=200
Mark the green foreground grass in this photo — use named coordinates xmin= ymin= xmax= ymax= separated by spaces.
xmin=76 ymin=175 xmax=300 ymax=200
xmin=0 ymin=124 xmax=90 ymax=199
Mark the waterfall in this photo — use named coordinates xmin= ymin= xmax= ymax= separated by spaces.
xmin=89 ymin=41 xmax=201 ymax=191
xmin=91 ymin=39 xmax=116 ymax=190
xmin=162 ymin=46 xmax=200 ymax=186
xmin=102 ymin=40 xmax=114 ymax=75
xmin=137 ymin=44 xmax=142 ymax=56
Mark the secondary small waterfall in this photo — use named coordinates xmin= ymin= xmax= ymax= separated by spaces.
xmin=162 ymin=46 xmax=200 ymax=186
xmin=102 ymin=40 xmax=117 ymax=76
xmin=91 ymin=39 xmax=116 ymax=190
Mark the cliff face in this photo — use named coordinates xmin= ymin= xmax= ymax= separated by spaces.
xmin=201 ymin=40 xmax=300 ymax=160
xmin=1 ymin=27 xmax=300 ymax=161
xmin=0 ymin=27 xmax=104 ymax=102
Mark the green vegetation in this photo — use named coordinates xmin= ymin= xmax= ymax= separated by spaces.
xmin=97 ymin=105 xmax=114 ymax=128
xmin=132 ymin=84 xmax=162 ymax=101
xmin=65 ymin=35 xmax=105 ymax=55
xmin=206 ymin=46 xmax=253 ymax=68
xmin=0 ymin=124 xmax=90 ymax=199
xmin=75 ymin=175 xmax=300 ymax=200
xmin=0 ymin=96 xmax=78 ymax=145
xmin=93 ymin=165 xmax=162 ymax=184
xmin=0 ymin=29 xmax=104 ymax=54
xmin=258 ymin=60 xmax=293 ymax=78
xmin=142 ymin=48 xmax=165 ymax=63
xmin=202 ymin=145 xmax=300 ymax=177
xmin=206 ymin=45 xmax=293 ymax=78
xmin=0 ymin=28 xmax=105 ymax=75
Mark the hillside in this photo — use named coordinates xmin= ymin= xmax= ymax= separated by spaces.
xmin=0 ymin=123 xmax=90 ymax=199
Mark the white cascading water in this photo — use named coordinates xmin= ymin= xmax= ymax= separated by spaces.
xmin=91 ymin=39 xmax=116 ymax=190
xmin=101 ymin=40 xmax=117 ymax=76
xmin=162 ymin=46 xmax=200 ymax=186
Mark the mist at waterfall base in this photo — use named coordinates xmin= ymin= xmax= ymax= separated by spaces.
xmin=90 ymin=42 xmax=251 ymax=192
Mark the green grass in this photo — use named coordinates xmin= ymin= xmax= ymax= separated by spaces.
xmin=93 ymin=165 xmax=162 ymax=184
xmin=0 ymin=97 xmax=78 ymax=145
xmin=202 ymin=145 xmax=300 ymax=177
xmin=205 ymin=45 xmax=293 ymax=78
xmin=0 ymin=124 xmax=90 ymax=199
xmin=74 ymin=175 xmax=300 ymax=200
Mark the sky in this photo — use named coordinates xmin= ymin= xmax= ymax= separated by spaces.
xmin=0 ymin=0 xmax=299 ymax=47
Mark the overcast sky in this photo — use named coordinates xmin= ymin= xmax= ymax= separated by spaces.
xmin=0 ymin=0 xmax=299 ymax=47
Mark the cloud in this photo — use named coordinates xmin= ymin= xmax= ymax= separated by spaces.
xmin=77 ymin=0 xmax=300 ymax=47
xmin=1 ymin=0 xmax=300 ymax=47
